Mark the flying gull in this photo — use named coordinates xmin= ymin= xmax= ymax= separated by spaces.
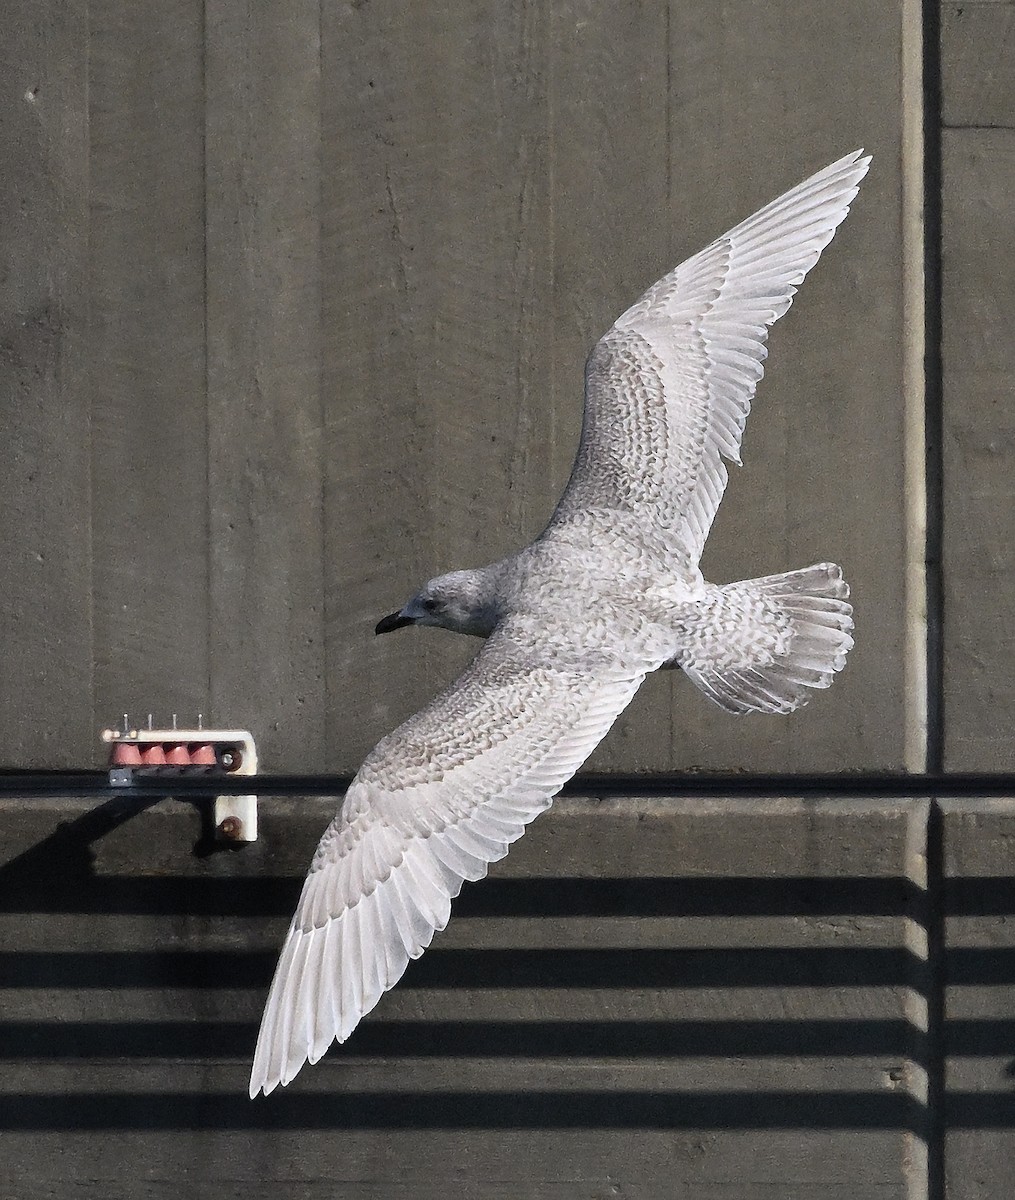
xmin=250 ymin=150 xmax=868 ymax=1096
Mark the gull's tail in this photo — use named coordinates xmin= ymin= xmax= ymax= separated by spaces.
xmin=678 ymin=563 xmax=854 ymax=714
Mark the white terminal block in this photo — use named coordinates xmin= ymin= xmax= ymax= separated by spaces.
xmin=101 ymin=724 xmax=259 ymax=842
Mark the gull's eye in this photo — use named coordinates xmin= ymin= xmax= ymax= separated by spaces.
xmin=421 ymin=597 xmax=440 ymax=614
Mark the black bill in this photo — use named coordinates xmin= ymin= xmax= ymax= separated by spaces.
xmin=375 ymin=611 xmax=415 ymax=635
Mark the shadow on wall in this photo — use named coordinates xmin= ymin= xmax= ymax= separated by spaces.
xmin=0 ymin=802 xmax=1013 ymax=1132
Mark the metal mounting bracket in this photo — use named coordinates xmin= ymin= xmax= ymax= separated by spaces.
xmin=101 ymin=722 xmax=259 ymax=842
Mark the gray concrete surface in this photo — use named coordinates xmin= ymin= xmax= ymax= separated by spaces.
xmin=941 ymin=800 xmax=1015 ymax=1200
xmin=1 ymin=0 xmax=909 ymax=774
xmin=0 ymin=794 xmax=931 ymax=1199
xmin=322 ymin=0 xmax=908 ymax=776
xmin=940 ymin=7 xmax=1015 ymax=1152
xmin=1 ymin=0 xmax=1013 ymax=1197
xmin=0 ymin=3 xmax=92 ymax=763
xmin=941 ymin=1 xmax=1015 ymax=770
xmin=205 ymin=2 xmax=327 ymax=764
xmin=88 ymin=0 xmax=210 ymax=728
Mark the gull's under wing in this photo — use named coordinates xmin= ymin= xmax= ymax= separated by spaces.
xmin=549 ymin=150 xmax=870 ymax=566
xmin=250 ymin=623 xmax=647 ymax=1096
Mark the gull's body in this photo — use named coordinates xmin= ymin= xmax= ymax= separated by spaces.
xmin=250 ymin=151 xmax=868 ymax=1097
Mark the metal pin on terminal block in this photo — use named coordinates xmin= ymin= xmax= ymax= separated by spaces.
xmin=100 ymin=720 xmax=259 ymax=842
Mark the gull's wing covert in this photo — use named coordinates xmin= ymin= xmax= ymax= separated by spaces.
xmin=250 ymin=624 xmax=646 ymax=1096
xmin=549 ymin=150 xmax=870 ymax=567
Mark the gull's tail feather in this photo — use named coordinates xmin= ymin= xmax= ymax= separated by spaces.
xmin=680 ymin=563 xmax=854 ymax=715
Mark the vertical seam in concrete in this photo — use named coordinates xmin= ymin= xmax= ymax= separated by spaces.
xmin=902 ymin=0 xmax=929 ymax=774
xmin=665 ymin=1 xmax=677 ymax=764
xmin=903 ymin=795 xmax=930 ymax=1200
xmin=902 ymin=794 xmax=944 ymax=1200
xmin=317 ymin=0 xmax=328 ymax=769
xmin=85 ymin=0 xmax=96 ymax=756
xmin=201 ymin=0 xmax=213 ymax=722
xmin=545 ymin=0 xmax=556 ymax=477
xmin=664 ymin=2 xmax=672 ymax=253
xmin=921 ymin=0 xmax=945 ymax=776
xmin=924 ymin=797 xmax=946 ymax=1200
xmin=918 ymin=0 xmax=948 ymax=1185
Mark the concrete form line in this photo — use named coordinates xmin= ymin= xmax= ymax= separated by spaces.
xmin=918 ymin=0 xmax=946 ymax=778
xmin=903 ymin=0 xmax=930 ymax=775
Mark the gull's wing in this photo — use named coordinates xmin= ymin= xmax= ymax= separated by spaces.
xmin=549 ymin=150 xmax=870 ymax=566
xmin=249 ymin=626 xmax=647 ymax=1097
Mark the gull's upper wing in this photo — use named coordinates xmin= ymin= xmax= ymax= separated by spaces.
xmin=549 ymin=150 xmax=870 ymax=566
xmin=249 ymin=624 xmax=647 ymax=1097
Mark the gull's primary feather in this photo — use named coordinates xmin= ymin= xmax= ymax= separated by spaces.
xmin=550 ymin=149 xmax=870 ymax=565
xmin=251 ymin=634 xmax=645 ymax=1095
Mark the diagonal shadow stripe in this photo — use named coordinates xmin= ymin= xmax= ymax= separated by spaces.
xmin=0 ymin=946 xmax=921 ymax=989
xmin=0 ymin=874 xmax=924 ymax=918
xmin=4 ymin=871 xmax=1012 ymax=920
xmin=0 ymin=1089 xmax=925 ymax=1131
xmin=0 ymin=1017 xmax=921 ymax=1060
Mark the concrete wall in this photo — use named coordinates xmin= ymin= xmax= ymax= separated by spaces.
xmin=0 ymin=792 xmax=941 ymax=1199
xmin=940 ymin=2 xmax=1015 ymax=771
xmin=1 ymin=0 xmax=913 ymax=776
xmin=1 ymin=0 xmax=1014 ymax=1197
xmin=2 ymin=790 xmax=1013 ymax=1199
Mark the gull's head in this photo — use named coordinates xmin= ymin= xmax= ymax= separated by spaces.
xmin=375 ymin=568 xmax=499 ymax=638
